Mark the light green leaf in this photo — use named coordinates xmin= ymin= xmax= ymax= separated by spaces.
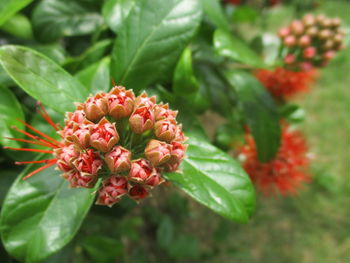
xmin=32 ymin=0 xmax=104 ymax=42
xmin=201 ymin=0 xmax=230 ymax=32
xmin=75 ymin=57 xmax=111 ymax=93
xmin=0 ymin=13 xmax=33 ymax=39
xmin=0 ymin=86 xmax=24 ymax=148
xmin=0 ymin=45 xmax=89 ymax=113
xmin=164 ymin=134 xmax=256 ymax=223
xmin=173 ymin=47 xmax=199 ymax=95
xmin=102 ymin=0 xmax=136 ymax=33
xmin=214 ymin=29 xmax=265 ymax=68
xmin=225 ymin=70 xmax=281 ymax=162
xmin=111 ymin=0 xmax=202 ymax=92
xmin=0 ymin=0 xmax=33 ymax=26
xmin=0 ymin=163 xmax=97 ymax=263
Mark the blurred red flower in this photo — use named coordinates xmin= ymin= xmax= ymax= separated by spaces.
xmin=255 ymin=67 xmax=317 ymax=100
xmin=238 ymin=124 xmax=311 ymax=196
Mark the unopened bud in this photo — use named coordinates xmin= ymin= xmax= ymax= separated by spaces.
xmin=145 ymin=139 xmax=171 ymax=166
xmin=298 ymin=35 xmax=311 ymax=47
xmin=319 ymin=29 xmax=332 ymax=40
xmin=331 ymin=17 xmax=341 ymax=27
xmin=129 ymin=159 xmax=156 ymax=184
xmin=129 ymin=185 xmax=149 ymax=201
xmin=303 ymin=47 xmax=317 ymax=58
xmin=302 ymin=14 xmax=316 ymax=27
xmin=108 ymin=86 xmax=135 ymax=120
xmin=63 ymin=170 xmax=98 ymax=188
xmin=278 ymin=27 xmax=290 ymax=38
xmin=134 ymin=92 xmax=156 ymax=108
xmin=73 ymin=149 xmax=103 ymax=175
xmin=284 ymin=54 xmax=295 ymax=65
xmin=290 ymin=20 xmax=304 ymax=35
xmin=105 ymin=146 xmax=131 ymax=173
xmin=284 ymin=35 xmax=296 ymax=47
xmin=323 ymin=39 xmax=334 ymax=50
xmin=81 ymin=93 xmax=108 ymax=122
xmin=154 ymin=119 xmax=177 ymax=142
xmin=96 ymin=176 xmax=129 ymax=206
xmin=129 ymin=106 xmax=155 ymax=134
xmin=306 ymin=26 xmax=318 ymax=37
xmin=90 ymin=118 xmax=119 ymax=152
xmin=323 ymin=50 xmax=335 ymax=61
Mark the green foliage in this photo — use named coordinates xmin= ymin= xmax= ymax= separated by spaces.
xmin=0 ymin=0 xmax=33 ymax=26
xmin=164 ymin=134 xmax=256 ymax=223
xmin=0 ymin=45 xmax=88 ymax=113
xmin=111 ymin=0 xmax=202 ymax=92
xmin=102 ymin=0 xmax=135 ymax=33
xmin=225 ymin=70 xmax=281 ymax=162
xmin=201 ymin=0 xmax=230 ymax=32
xmin=0 ymin=86 xmax=24 ymax=147
xmin=0 ymin=163 xmax=97 ymax=263
xmin=32 ymin=0 xmax=104 ymax=42
xmin=214 ymin=29 xmax=265 ymax=68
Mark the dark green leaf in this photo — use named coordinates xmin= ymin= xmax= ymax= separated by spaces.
xmin=75 ymin=57 xmax=111 ymax=93
xmin=0 ymin=163 xmax=97 ymax=263
xmin=30 ymin=44 xmax=67 ymax=65
xmin=0 ymin=170 xmax=17 ymax=205
xmin=225 ymin=70 xmax=281 ymax=162
xmin=173 ymin=47 xmax=199 ymax=95
xmin=0 ymin=86 xmax=24 ymax=148
xmin=214 ymin=29 xmax=265 ymax=68
xmin=232 ymin=6 xmax=258 ymax=23
xmin=0 ymin=0 xmax=33 ymax=26
xmin=201 ymin=0 xmax=230 ymax=32
xmin=164 ymin=134 xmax=256 ymax=223
xmin=168 ymin=234 xmax=199 ymax=260
xmin=102 ymin=0 xmax=135 ymax=33
xmin=81 ymin=236 xmax=123 ymax=263
xmin=0 ymin=13 xmax=33 ymax=39
xmin=32 ymin=0 xmax=104 ymax=42
xmin=111 ymin=0 xmax=202 ymax=92
xmin=157 ymin=216 xmax=174 ymax=249
xmin=0 ymin=45 xmax=89 ymax=113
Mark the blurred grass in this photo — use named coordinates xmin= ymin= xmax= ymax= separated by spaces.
xmin=206 ymin=1 xmax=350 ymax=262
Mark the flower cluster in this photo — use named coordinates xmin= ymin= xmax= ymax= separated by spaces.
xmin=237 ymin=124 xmax=311 ymax=196
xmin=278 ymin=13 xmax=344 ymax=70
xmin=6 ymin=86 xmax=187 ymax=206
xmin=255 ymin=67 xmax=317 ymax=100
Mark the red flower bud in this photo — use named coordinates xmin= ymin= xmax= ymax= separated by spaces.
xmin=154 ymin=103 xmax=178 ymax=121
xmin=145 ymin=139 xmax=171 ymax=166
xmin=331 ymin=17 xmax=341 ymax=27
xmin=319 ymin=29 xmax=331 ymax=40
xmin=55 ymin=144 xmax=78 ymax=172
xmin=154 ymin=119 xmax=177 ymax=142
xmin=306 ymin=27 xmax=318 ymax=37
xmin=170 ymin=141 xmax=187 ymax=163
xmin=278 ymin=27 xmax=290 ymax=38
xmin=323 ymin=50 xmax=335 ymax=61
xmin=129 ymin=106 xmax=155 ymax=134
xmin=290 ymin=20 xmax=304 ymax=35
xmin=173 ymin=124 xmax=187 ymax=142
xmin=73 ymin=149 xmax=103 ymax=175
xmin=129 ymin=185 xmax=149 ymax=201
xmin=69 ymin=122 xmax=92 ymax=148
xmin=284 ymin=35 xmax=296 ymax=47
xmin=298 ymin=35 xmax=311 ymax=47
xmin=129 ymin=159 xmax=156 ymax=183
xmin=145 ymin=169 xmax=164 ymax=187
xmin=299 ymin=62 xmax=313 ymax=71
xmin=134 ymin=92 xmax=156 ymax=108
xmin=90 ymin=118 xmax=119 ymax=152
xmin=81 ymin=93 xmax=108 ymax=122
xmin=303 ymin=47 xmax=316 ymax=59
xmin=108 ymin=86 xmax=135 ymax=120
xmin=302 ymin=14 xmax=316 ymax=27
xmin=63 ymin=170 xmax=98 ymax=188
xmin=96 ymin=176 xmax=129 ymax=206
xmin=284 ymin=54 xmax=295 ymax=65
xmin=105 ymin=146 xmax=131 ymax=173
xmin=163 ymin=160 xmax=181 ymax=173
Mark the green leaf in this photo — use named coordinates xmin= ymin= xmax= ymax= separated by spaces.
xmin=0 ymin=163 xmax=97 ymax=263
xmin=157 ymin=216 xmax=174 ymax=249
xmin=201 ymin=0 xmax=230 ymax=32
xmin=164 ymin=134 xmax=256 ymax=223
xmin=168 ymin=234 xmax=199 ymax=260
xmin=232 ymin=6 xmax=258 ymax=23
xmin=0 ymin=86 xmax=24 ymax=148
xmin=111 ymin=0 xmax=202 ymax=92
xmin=225 ymin=70 xmax=281 ymax=162
xmin=173 ymin=47 xmax=199 ymax=95
xmin=213 ymin=29 xmax=265 ymax=68
xmin=0 ymin=0 xmax=33 ymax=26
xmin=32 ymin=0 xmax=104 ymax=42
xmin=30 ymin=44 xmax=67 ymax=65
xmin=0 ymin=13 xmax=33 ymax=39
xmin=0 ymin=45 xmax=89 ymax=113
xmin=75 ymin=57 xmax=111 ymax=93
xmin=102 ymin=0 xmax=136 ymax=33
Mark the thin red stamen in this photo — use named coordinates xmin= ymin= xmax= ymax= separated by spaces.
xmin=36 ymin=102 xmax=60 ymax=132
xmin=6 ymin=137 xmax=54 ymax=148
xmin=4 ymin=147 xmax=54 ymax=154
xmin=11 ymin=127 xmax=58 ymax=148
xmin=15 ymin=159 xmax=57 ymax=165
xmin=22 ymin=160 xmax=57 ymax=180
xmin=16 ymin=119 xmax=63 ymax=147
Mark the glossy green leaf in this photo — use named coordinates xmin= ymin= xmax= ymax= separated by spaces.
xmin=0 ymin=162 xmax=97 ymax=263
xmin=0 ymin=45 xmax=89 ymax=113
xmin=0 ymin=13 xmax=33 ymax=39
xmin=214 ymin=29 xmax=265 ymax=68
xmin=164 ymin=134 xmax=256 ymax=223
xmin=32 ymin=0 xmax=104 ymax=42
xmin=201 ymin=0 xmax=230 ymax=32
xmin=102 ymin=0 xmax=136 ymax=33
xmin=111 ymin=0 xmax=202 ymax=92
xmin=30 ymin=44 xmax=67 ymax=65
xmin=173 ymin=47 xmax=199 ymax=95
xmin=76 ymin=57 xmax=111 ymax=93
xmin=225 ymin=70 xmax=281 ymax=162
xmin=0 ymin=86 xmax=24 ymax=148
xmin=0 ymin=0 xmax=33 ymax=26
